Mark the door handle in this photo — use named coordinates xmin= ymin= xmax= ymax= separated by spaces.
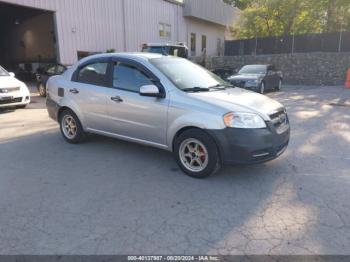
xmin=111 ymin=96 xmax=123 ymax=103
xmin=69 ymin=88 xmax=79 ymax=94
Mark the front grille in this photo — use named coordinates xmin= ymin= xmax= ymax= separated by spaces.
xmin=269 ymin=109 xmax=289 ymax=133
xmin=231 ymin=80 xmax=246 ymax=88
xmin=0 ymin=87 xmax=20 ymax=93
xmin=0 ymin=97 xmax=22 ymax=105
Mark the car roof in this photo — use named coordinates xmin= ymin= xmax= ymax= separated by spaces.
xmin=144 ymin=43 xmax=185 ymax=47
xmin=79 ymin=52 xmax=167 ymax=64
xmin=243 ymin=64 xmax=271 ymax=67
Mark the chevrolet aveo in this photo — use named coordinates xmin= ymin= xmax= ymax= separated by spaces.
xmin=46 ymin=53 xmax=290 ymax=178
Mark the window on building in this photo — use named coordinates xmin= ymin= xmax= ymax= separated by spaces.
xmin=77 ymin=62 xmax=109 ymax=86
xmin=113 ymin=63 xmax=153 ymax=92
xmin=159 ymin=23 xmax=171 ymax=38
xmin=201 ymin=35 xmax=207 ymax=53
xmin=190 ymin=33 xmax=196 ymax=56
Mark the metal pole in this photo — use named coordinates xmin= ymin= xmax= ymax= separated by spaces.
xmin=255 ymin=35 xmax=258 ymax=55
xmin=291 ymin=34 xmax=295 ymax=55
xmin=338 ymin=23 xmax=343 ymax=52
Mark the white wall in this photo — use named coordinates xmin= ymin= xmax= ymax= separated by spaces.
xmin=123 ymin=0 xmax=187 ymax=52
xmin=185 ymin=17 xmax=225 ymax=57
xmin=1 ymin=0 xmax=230 ymax=64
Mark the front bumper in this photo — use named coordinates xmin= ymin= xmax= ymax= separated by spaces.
xmin=0 ymin=95 xmax=30 ymax=108
xmin=207 ymin=122 xmax=290 ymax=165
xmin=229 ymin=80 xmax=260 ymax=92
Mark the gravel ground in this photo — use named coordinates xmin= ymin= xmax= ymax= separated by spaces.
xmin=0 ymin=84 xmax=349 ymax=255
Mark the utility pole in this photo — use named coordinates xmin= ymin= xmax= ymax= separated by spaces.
xmin=338 ymin=21 xmax=343 ymax=53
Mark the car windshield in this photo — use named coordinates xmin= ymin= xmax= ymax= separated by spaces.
xmin=150 ymin=57 xmax=231 ymax=92
xmin=239 ymin=65 xmax=267 ymax=74
xmin=143 ymin=46 xmax=164 ymax=54
xmin=0 ymin=66 xmax=9 ymax=77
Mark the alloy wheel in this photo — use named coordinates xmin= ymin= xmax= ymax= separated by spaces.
xmin=62 ymin=115 xmax=78 ymax=139
xmin=179 ymin=138 xmax=209 ymax=172
xmin=39 ymin=84 xmax=46 ymax=96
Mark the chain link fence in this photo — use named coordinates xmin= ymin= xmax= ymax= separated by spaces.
xmin=225 ymin=32 xmax=350 ymax=56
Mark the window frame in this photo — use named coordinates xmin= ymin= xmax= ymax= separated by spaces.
xmin=190 ymin=33 xmax=196 ymax=56
xmin=159 ymin=22 xmax=171 ymax=39
xmin=72 ymin=58 xmax=113 ymax=88
xmin=110 ymin=57 xmax=166 ymax=98
xmin=201 ymin=35 xmax=207 ymax=52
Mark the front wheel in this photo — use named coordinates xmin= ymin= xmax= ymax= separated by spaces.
xmin=174 ymin=129 xmax=221 ymax=178
xmin=59 ymin=109 xmax=85 ymax=144
xmin=38 ymin=83 xmax=46 ymax=97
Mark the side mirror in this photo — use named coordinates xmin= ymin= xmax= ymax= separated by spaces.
xmin=9 ymin=72 xmax=15 ymax=77
xmin=140 ymin=85 xmax=161 ymax=97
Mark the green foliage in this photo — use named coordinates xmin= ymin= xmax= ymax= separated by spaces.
xmin=106 ymin=48 xmax=116 ymax=53
xmin=223 ymin=0 xmax=253 ymax=9
xmin=232 ymin=0 xmax=350 ymax=39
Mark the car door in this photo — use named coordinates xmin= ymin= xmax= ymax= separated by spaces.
xmin=267 ymin=65 xmax=279 ymax=89
xmin=69 ymin=59 xmax=111 ymax=131
xmin=105 ymin=59 xmax=169 ymax=146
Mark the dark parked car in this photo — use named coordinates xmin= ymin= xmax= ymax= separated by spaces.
xmin=211 ymin=68 xmax=236 ymax=80
xmin=227 ymin=64 xmax=283 ymax=94
xmin=36 ymin=63 xmax=67 ymax=97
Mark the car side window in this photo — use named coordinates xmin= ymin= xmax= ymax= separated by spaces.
xmin=113 ymin=63 xmax=153 ymax=92
xmin=77 ymin=62 xmax=109 ymax=86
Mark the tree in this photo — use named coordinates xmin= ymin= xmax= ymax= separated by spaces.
xmin=223 ymin=0 xmax=253 ymax=10
xmin=231 ymin=0 xmax=350 ymax=39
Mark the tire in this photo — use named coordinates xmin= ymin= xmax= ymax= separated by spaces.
xmin=174 ymin=129 xmax=221 ymax=178
xmin=259 ymin=82 xmax=265 ymax=94
xmin=276 ymin=79 xmax=282 ymax=91
xmin=38 ymin=83 xmax=46 ymax=97
xmin=16 ymin=105 xmax=27 ymax=109
xmin=59 ymin=109 xmax=85 ymax=144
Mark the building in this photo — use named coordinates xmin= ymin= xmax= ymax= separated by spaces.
xmin=0 ymin=0 xmax=238 ymax=67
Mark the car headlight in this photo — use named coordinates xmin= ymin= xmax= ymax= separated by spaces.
xmin=223 ymin=112 xmax=266 ymax=129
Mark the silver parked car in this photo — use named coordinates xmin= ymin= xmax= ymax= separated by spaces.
xmin=46 ymin=53 xmax=290 ymax=178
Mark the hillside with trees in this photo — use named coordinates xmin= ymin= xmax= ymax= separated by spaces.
xmin=223 ymin=0 xmax=350 ymax=38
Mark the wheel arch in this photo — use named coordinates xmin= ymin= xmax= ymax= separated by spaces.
xmin=171 ymin=126 xmax=224 ymax=164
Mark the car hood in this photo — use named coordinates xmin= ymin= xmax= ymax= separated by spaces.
xmin=0 ymin=76 xmax=25 ymax=88
xmin=228 ymin=74 xmax=263 ymax=80
xmin=191 ymin=88 xmax=284 ymax=120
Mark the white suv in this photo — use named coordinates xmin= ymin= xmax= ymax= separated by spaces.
xmin=0 ymin=66 xmax=30 ymax=109
xmin=46 ymin=53 xmax=290 ymax=178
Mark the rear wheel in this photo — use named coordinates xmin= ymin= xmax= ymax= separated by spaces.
xmin=259 ymin=82 xmax=265 ymax=94
xmin=276 ymin=79 xmax=282 ymax=91
xmin=38 ymin=83 xmax=46 ymax=97
xmin=174 ymin=129 xmax=221 ymax=178
xmin=59 ymin=109 xmax=85 ymax=144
